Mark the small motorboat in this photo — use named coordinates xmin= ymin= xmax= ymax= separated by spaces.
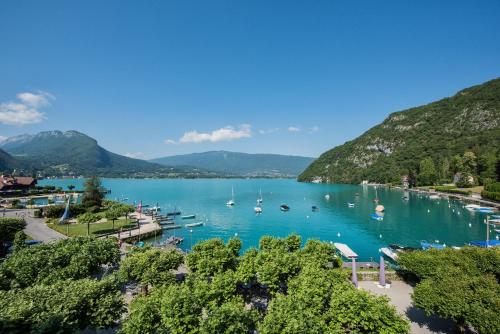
xmin=477 ymin=207 xmax=494 ymax=214
xmin=324 ymin=194 xmax=330 ymax=200
xmin=370 ymin=213 xmax=383 ymax=221
xmin=311 ymin=205 xmax=319 ymax=212
xmin=375 ymin=205 xmax=385 ymax=212
xmin=181 ymin=214 xmax=196 ymax=219
xmin=254 ymin=206 xmax=263 ymax=214
xmin=347 ymin=203 xmax=355 ymax=208
xmin=185 ymin=222 xmax=204 ymax=228
xmin=429 ymin=194 xmax=440 ymax=200
xmin=166 ymin=211 xmax=182 ymax=216
xmin=465 ymin=204 xmax=481 ymax=211
xmin=280 ymin=204 xmax=290 ymax=211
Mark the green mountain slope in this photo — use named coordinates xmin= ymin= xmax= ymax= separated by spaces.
xmin=0 ymin=131 xmax=221 ymax=178
xmin=299 ymin=78 xmax=500 ymax=184
xmin=152 ymin=151 xmax=315 ymax=177
xmin=0 ymin=148 xmax=18 ymax=172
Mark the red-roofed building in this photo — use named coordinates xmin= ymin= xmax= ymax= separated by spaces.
xmin=0 ymin=175 xmax=37 ymax=194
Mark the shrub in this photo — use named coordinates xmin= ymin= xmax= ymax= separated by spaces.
xmin=482 ymin=182 xmax=500 ymax=202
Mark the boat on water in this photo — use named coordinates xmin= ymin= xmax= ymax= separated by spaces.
xmin=185 ymin=222 xmax=204 ymax=228
xmin=166 ymin=211 xmax=182 ymax=216
xmin=158 ymin=220 xmax=175 ymax=226
xmin=257 ymin=188 xmax=263 ymax=204
xmin=465 ymin=204 xmax=481 ymax=211
xmin=421 ymin=241 xmax=445 ymax=250
xmin=227 ymin=186 xmax=235 ymax=206
xmin=324 ymin=194 xmax=330 ymax=200
xmin=165 ymin=236 xmax=184 ymax=245
xmin=375 ymin=204 xmax=385 ymax=212
xmin=380 ymin=247 xmax=398 ymax=261
xmin=492 ymin=215 xmax=500 ymax=219
xmin=163 ymin=225 xmax=182 ymax=230
xmin=469 ymin=240 xmax=500 ymax=248
xmin=477 ymin=207 xmax=495 ymax=214
xmin=347 ymin=203 xmax=355 ymax=208
xmin=254 ymin=206 xmax=263 ymax=214
xmin=429 ymin=194 xmax=440 ymax=200
xmin=280 ymin=204 xmax=290 ymax=211
xmin=311 ymin=205 xmax=319 ymax=212
xmin=370 ymin=213 xmax=383 ymax=221
xmin=181 ymin=214 xmax=196 ymax=219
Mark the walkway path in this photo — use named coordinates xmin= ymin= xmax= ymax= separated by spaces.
xmin=105 ymin=212 xmax=162 ymax=241
xmin=359 ymin=281 xmax=456 ymax=334
xmin=4 ymin=209 xmax=67 ymax=243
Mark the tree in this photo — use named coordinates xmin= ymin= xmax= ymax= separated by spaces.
xmin=0 ymin=218 xmax=26 ymax=257
xmin=105 ymin=208 xmax=122 ymax=232
xmin=398 ymin=247 xmax=500 ymax=333
xmin=438 ymin=157 xmax=451 ymax=183
xmin=82 ymin=176 xmax=104 ymax=209
xmin=186 ymin=238 xmax=239 ymax=278
xmin=77 ymin=212 xmax=100 ymax=236
xmin=200 ymin=298 xmax=258 ymax=334
xmin=119 ymin=248 xmax=184 ymax=294
xmin=12 ymin=231 xmax=27 ymax=252
xmin=418 ymin=157 xmax=437 ymax=186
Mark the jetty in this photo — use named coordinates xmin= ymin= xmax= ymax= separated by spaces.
xmin=103 ymin=212 xmax=162 ymax=242
xmin=334 ymin=243 xmax=358 ymax=259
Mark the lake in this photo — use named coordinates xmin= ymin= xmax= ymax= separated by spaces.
xmin=39 ymin=178 xmax=494 ymax=260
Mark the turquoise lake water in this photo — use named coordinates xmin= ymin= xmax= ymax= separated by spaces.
xmin=39 ymin=178 xmax=495 ymax=260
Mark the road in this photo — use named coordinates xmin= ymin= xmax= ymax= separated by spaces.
xmin=4 ymin=209 xmax=67 ymax=243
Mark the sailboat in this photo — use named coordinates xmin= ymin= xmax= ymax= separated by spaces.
xmin=257 ymin=188 xmax=263 ymax=204
xmin=226 ymin=186 xmax=235 ymax=206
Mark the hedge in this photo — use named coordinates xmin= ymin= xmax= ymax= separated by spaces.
xmin=44 ymin=204 xmax=87 ymax=218
xmin=481 ymin=190 xmax=500 ymax=202
xmin=433 ymin=186 xmax=471 ymax=195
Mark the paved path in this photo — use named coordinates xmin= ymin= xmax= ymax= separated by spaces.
xmin=359 ymin=281 xmax=456 ymax=334
xmin=4 ymin=209 xmax=67 ymax=243
xmin=105 ymin=212 xmax=162 ymax=241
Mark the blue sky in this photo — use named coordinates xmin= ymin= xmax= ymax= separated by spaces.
xmin=1 ymin=0 xmax=499 ymax=159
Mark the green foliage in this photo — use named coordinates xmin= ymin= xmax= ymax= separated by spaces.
xmin=82 ymin=176 xmax=104 ymax=208
xmin=119 ymin=248 xmax=184 ymax=288
xmin=398 ymin=247 xmax=500 ymax=333
xmin=122 ymin=235 xmax=408 ymax=334
xmin=0 ymin=276 xmax=123 ymax=333
xmin=0 ymin=217 xmax=26 ymax=256
xmin=44 ymin=203 xmax=86 ymax=218
xmin=418 ymin=157 xmax=437 ymax=186
xmin=433 ymin=186 xmax=471 ymax=195
xmin=77 ymin=212 xmax=100 ymax=224
xmin=482 ymin=181 xmax=500 ymax=201
xmin=299 ymin=78 xmax=500 ymax=184
xmin=0 ymin=237 xmax=120 ymax=289
xmin=12 ymin=231 xmax=27 ymax=252
xmin=186 ymin=238 xmax=240 ymax=278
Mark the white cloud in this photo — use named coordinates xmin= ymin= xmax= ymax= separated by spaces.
xmin=287 ymin=126 xmax=300 ymax=132
xmin=0 ymin=135 xmax=7 ymax=143
xmin=178 ymin=124 xmax=252 ymax=144
xmin=164 ymin=139 xmax=177 ymax=145
xmin=0 ymin=90 xmax=54 ymax=126
xmin=309 ymin=126 xmax=320 ymax=133
xmin=259 ymin=127 xmax=279 ymax=135
xmin=124 ymin=152 xmax=147 ymax=159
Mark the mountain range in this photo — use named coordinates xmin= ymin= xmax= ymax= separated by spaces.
xmin=0 ymin=131 xmax=220 ymax=178
xmin=299 ymin=78 xmax=500 ymax=184
xmin=151 ymin=151 xmax=315 ymax=178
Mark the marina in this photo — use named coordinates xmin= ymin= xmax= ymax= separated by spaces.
xmin=39 ymin=178 xmax=499 ymax=259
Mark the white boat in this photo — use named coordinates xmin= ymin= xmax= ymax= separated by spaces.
xmin=324 ymin=194 xmax=330 ymax=200
xmin=347 ymin=203 xmax=355 ymax=208
xmin=254 ymin=206 xmax=262 ymax=214
xmin=185 ymin=222 xmax=204 ymax=228
xmin=465 ymin=204 xmax=481 ymax=211
xmin=429 ymin=194 xmax=440 ymax=200
xmin=375 ymin=205 xmax=385 ymax=212
xmin=226 ymin=186 xmax=235 ymax=206
xmin=257 ymin=188 xmax=263 ymax=204
xmin=380 ymin=247 xmax=398 ymax=261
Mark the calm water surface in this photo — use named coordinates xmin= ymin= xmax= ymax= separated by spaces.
xmin=39 ymin=178 xmax=494 ymax=260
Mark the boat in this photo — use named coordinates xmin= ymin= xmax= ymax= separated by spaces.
xmin=388 ymin=244 xmax=418 ymax=252
xmin=227 ymin=186 xmax=235 ymax=206
xmin=181 ymin=214 xmax=196 ymax=219
xmin=469 ymin=240 xmax=500 ymax=247
xmin=370 ymin=213 xmax=383 ymax=221
xmin=347 ymin=202 xmax=355 ymax=208
xmin=166 ymin=210 xmax=182 ymax=216
xmin=324 ymin=194 xmax=330 ymax=200
xmin=165 ymin=236 xmax=184 ymax=245
xmin=280 ymin=204 xmax=290 ymax=211
xmin=380 ymin=247 xmax=398 ymax=261
xmin=254 ymin=206 xmax=263 ymax=214
xmin=375 ymin=205 xmax=385 ymax=212
xmin=429 ymin=194 xmax=440 ymax=200
xmin=465 ymin=204 xmax=481 ymax=211
xmin=162 ymin=225 xmax=182 ymax=230
xmin=420 ymin=241 xmax=445 ymax=250
xmin=477 ymin=207 xmax=495 ymax=214
xmin=311 ymin=205 xmax=319 ymax=212
xmin=257 ymin=188 xmax=263 ymax=204
xmin=492 ymin=215 xmax=500 ymax=219
xmin=185 ymin=222 xmax=204 ymax=228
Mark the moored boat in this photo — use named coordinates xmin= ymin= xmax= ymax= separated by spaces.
xmin=181 ymin=214 xmax=196 ymax=219
xmin=185 ymin=222 xmax=204 ymax=228
xmin=280 ymin=204 xmax=290 ymax=211
xmin=347 ymin=203 xmax=355 ymax=208
xmin=370 ymin=213 xmax=383 ymax=221
xmin=254 ymin=206 xmax=263 ymax=214
xmin=311 ymin=205 xmax=319 ymax=212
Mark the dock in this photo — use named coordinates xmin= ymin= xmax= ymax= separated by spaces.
xmin=102 ymin=212 xmax=162 ymax=242
xmin=333 ymin=243 xmax=358 ymax=259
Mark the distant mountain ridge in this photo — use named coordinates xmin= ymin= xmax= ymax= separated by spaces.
xmin=0 ymin=131 xmax=221 ymax=178
xmin=152 ymin=151 xmax=315 ymax=177
xmin=299 ymin=78 xmax=500 ymax=184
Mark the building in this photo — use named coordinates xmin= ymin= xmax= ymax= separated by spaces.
xmin=0 ymin=175 xmax=37 ymax=194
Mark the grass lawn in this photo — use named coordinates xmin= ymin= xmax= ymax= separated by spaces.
xmin=48 ymin=218 xmax=137 ymax=237
xmin=458 ymin=185 xmax=484 ymax=194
